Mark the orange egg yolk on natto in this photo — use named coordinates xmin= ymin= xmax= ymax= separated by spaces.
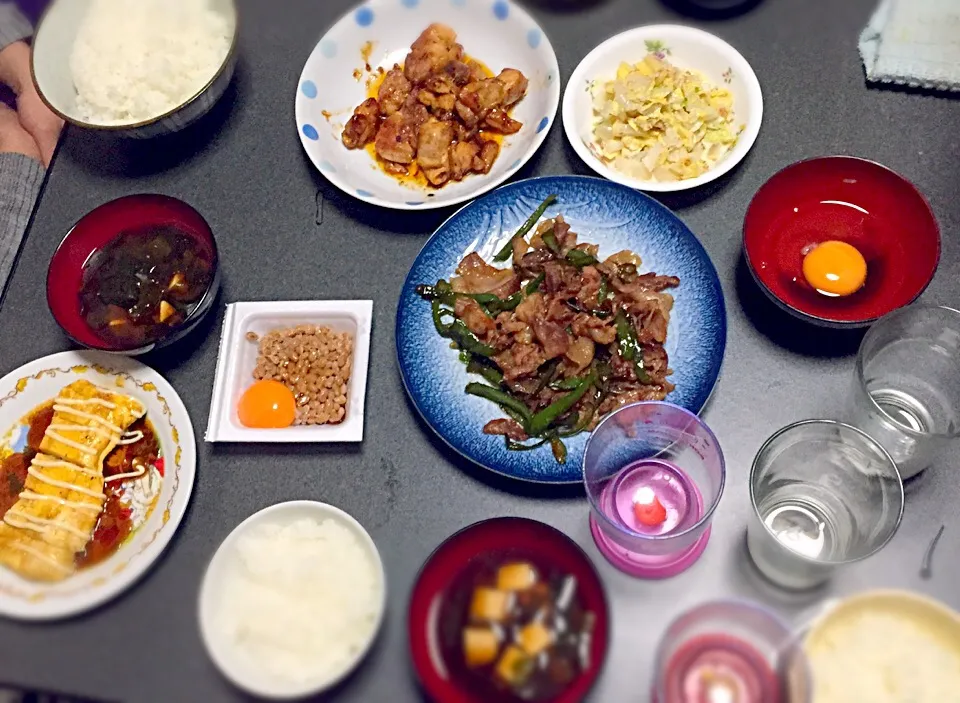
xmin=237 ymin=380 xmax=297 ymax=428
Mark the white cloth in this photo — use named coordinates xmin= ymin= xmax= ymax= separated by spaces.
xmin=859 ymin=0 xmax=960 ymax=92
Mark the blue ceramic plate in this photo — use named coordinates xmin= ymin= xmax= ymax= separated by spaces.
xmin=397 ymin=176 xmax=726 ymax=483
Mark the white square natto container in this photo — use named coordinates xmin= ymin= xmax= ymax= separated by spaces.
xmin=205 ymin=300 xmax=372 ymax=443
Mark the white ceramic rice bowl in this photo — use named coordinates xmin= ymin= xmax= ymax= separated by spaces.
xmin=198 ymin=501 xmax=386 ymax=699
xmin=31 ymin=0 xmax=238 ymax=138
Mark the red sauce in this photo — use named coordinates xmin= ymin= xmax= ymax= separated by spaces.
xmin=75 ymin=485 xmax=133 ymax=568
xmin=0 ymin=452 xmax=29 ymax=518
xmin=0 ymin=407 xmax=160 ymax=570
xmin=76 ymin=417 xmax=159 ymax=569
xmin=26 ymin=404 xmax=54 ymax=450
xmin=662 ymin=634 xmax=780 ymax=703
xmin=0 ymin=403 xmax=54 ymax=518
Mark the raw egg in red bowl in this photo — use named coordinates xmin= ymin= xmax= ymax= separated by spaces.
xmin=47 ymin=194 xmax=220 ymax=355
xmin=409 ymin=517 xmax=609 ymax=703
xmin=743 ymin=156 xmax=940 ymax=328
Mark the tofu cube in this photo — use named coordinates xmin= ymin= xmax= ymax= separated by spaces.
xmin=470 ymin=587 xmax=510 ymax=622
xmin=518 ymin=621 xmax=553 ymax=656
xmin=463 ymin=627 xmax=500 ymax=668
xmin=495 ymin=645 xmax=534 ymax=687
xmin=496 ymin=562 xmax=538 ymax=591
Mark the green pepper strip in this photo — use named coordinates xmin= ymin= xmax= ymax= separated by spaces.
xmin=566 ymin=249 xmax=599 ymax=267
xmin=466 ymin=383 xmax=533 ymax=427
xmin=448 ymin=321 xmax=494 ymax=357
xmin=493 ymin=194 xmax=558 ymax=262
xmin=615 ymin=310 xmax=652 ymax=383
xmin=466 ymin=357 xmax=504 ymax=385
xmin=527 ymin=371 xmax=596 ymax=437
xmin=597 ymin=278 xmax=608 ymax=306
xmin=542 ymin=230 xmax=560 ymax=255
xmin=506 ymin=437 xmax=550 ymax=452
xmin=525 ymin=273 xmax=545 ymax=295
xmin=550 ymin=377 xmax=584 ymax=391
xmin=431 ymin=300 xmax=454 ymax=334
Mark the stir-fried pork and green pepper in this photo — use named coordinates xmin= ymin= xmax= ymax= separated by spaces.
xmin=417 ymin=196 xmax=680 ymax=462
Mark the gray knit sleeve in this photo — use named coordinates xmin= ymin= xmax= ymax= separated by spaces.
xmin=0 ymin=152 xmax=44 ymax=290
xmin=0 ymin=3 xmax=33 ymax=53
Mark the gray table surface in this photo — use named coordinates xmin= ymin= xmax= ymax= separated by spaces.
xmin=1 ymin=0 xmax=959 ymax=701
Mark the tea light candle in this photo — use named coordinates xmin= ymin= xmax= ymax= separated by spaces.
xmin=611 ymin=459 xmax=702 ymax=536
xmin=633 ymin=486 xmax=667 ymax=527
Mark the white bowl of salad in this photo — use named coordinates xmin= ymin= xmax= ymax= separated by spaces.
xmin=562 ymin=24 xmax=763 ymax=193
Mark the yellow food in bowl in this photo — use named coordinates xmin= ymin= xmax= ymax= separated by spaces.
xmin=590 ymin=54 xmax=740 ymax=182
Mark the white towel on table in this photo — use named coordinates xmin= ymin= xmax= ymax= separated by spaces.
xmin=859 ymin=0 xmax=960 ymax=92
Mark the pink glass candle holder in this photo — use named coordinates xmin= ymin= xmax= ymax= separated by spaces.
xmin=583 ymin=402 xmax=725 ymax=578
xmin=652 ymin=600 xmax=811 ymax=703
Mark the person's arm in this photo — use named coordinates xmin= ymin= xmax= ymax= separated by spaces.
xmin=0 ymin=3 xmax=47 ymax=290
xmin=0 ymin=3 xmax=33 ymax=63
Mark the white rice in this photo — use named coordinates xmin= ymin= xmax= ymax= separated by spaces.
xmin=70 ymin=0 xmax=232 ymax=125
xmin=215 ymin=517 xmax=382 ymax=685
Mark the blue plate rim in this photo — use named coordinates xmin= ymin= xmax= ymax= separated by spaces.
xmin=396 ymin=174 xmax=728 ymax=484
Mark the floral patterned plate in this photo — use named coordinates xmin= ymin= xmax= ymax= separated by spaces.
xmin=0 ymin=351 xmax=196 ymax=620
xmin=562 ymin=25 xmax=763 ymax=193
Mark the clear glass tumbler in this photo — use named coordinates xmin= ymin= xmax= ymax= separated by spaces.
xmin=583 ymin=402 xmax=725 ymax=579
xmin=652 ymin=600 xmax=811 ymax=703
xmin=747 ymin=420 xmax=904 ymax=590
xmin=845 ymin=304 xmax=960 ymax=480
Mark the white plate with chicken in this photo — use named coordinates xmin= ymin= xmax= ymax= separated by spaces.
xmin=295 ymin=0 xmax=560 ymax=210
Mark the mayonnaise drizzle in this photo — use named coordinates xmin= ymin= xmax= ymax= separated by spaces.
xmin=27 ymin=466 xmax=105 ymax=500
xmin=52 ymin=403 xmax=124 ymax=433
xmin=3 ymin=510 xmax=89 ymax=540
xmin=104 ymin=462 xmax=146 ymax=483
xmin=42 ymin=427 xmax=98 ymax=456
xmin=10 ymin=542 xmax=72 ymax=573
xmin=56 ymin=396 xmax=116 ymax=410
xmin=32 ymin=456 xmax=100 ymax=478
xmin=18 ymin=490 xmax=101 ymax=513
xmin=117 ymin=430 xmax=144 ymax=445
xmin=48 ymin=423 xmax=118 ymax=443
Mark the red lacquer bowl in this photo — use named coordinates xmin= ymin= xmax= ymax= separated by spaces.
xmin=743 ymin=156 xmax=940 ymax=327
xmin=408 ymin=517 xmax=610 ymax=703
xmin=46 ymin=194 xmax=220 ymax=355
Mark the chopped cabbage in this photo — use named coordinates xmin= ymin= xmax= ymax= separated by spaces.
xmin=590 ymin=54 xmax=742 ymax=183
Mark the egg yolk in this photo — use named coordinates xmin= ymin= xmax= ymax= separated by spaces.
xmin=801 ymin=240 xmax=867 ymax=297
xmin=237 ymin=380 xmax=297 ymax=428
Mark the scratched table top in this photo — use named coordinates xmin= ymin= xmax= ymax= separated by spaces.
xmin=0 ymin=0 xmax=959 ymax=700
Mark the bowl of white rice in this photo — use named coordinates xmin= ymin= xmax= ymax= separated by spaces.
xmin=198 ymin=501 xmax=387 ymax=699
xmin=31 ymin=0 xmax=239 ymax=139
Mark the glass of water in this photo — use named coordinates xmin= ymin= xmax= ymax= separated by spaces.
xmin=747 ymin=420 xmax=903 ymax=590
xmin=845 ymin=305 xmax=960 ymax=480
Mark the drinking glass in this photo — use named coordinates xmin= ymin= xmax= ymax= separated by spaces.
xmin=845 ymin=304 xmax=960 ymax=480
xmin=747 ymin=420 xmax=903 ymax=590
xmin=583 ymin=402 xmax=725 ymax=579
xmin=652 ymin=599 xmax=811 ymax=703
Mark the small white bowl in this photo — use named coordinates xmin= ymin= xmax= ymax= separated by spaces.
xmin=562 ymin=25 xmax=763 ymax=193
xmin=198 ymin=501 xmax=387 ymax=699
xmin=205 ymin=300 xmax=372 ymax=443
xmin=31 ymin=0 xmax=238 ymax=139
xmin=295 ymin=0 xmax=560 ymax=210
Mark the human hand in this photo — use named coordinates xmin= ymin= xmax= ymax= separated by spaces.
xmin=0 ymin=103 xmax=42 ymax=163
xmin=16 ymin=83 xmax=63 ymax=166
xmin=0 ymin=41 xmax=63 ymax=167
